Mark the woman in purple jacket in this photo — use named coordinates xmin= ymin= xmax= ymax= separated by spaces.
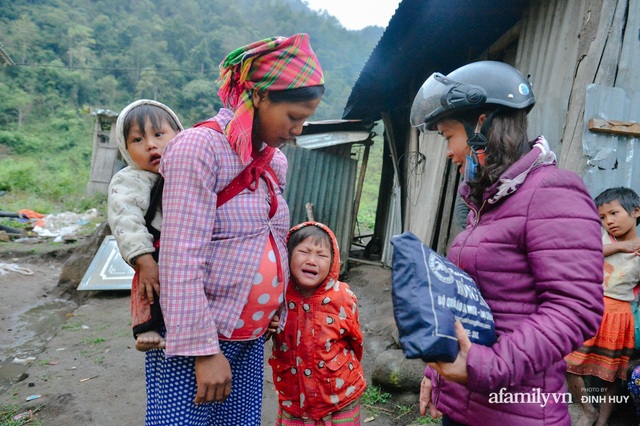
xmin=409 ymin=61 xmax=605 ymax=426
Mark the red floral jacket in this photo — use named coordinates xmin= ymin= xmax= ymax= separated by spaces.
xmin=269 ymin=222 xmax=365 ymax=420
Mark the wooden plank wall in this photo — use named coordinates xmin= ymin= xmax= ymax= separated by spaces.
xmin=579 ymin=0 xmax=640 ymax=194
xmin=614 ymin=0 xmax=640 ymax=89
xmin=557 ymin=0 xmax=627 ymax=174
xmin=404 ymin=129 xmax=448 ymax=247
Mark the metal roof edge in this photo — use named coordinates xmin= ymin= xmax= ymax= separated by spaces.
xmin=296 ymin=130 xmax=372 ymax=149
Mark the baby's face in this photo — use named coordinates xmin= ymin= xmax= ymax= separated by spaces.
xmin=126 ymin=118 xmax=178 ymax=173
xmin=289 ymin=236 xmax=332 ymax=297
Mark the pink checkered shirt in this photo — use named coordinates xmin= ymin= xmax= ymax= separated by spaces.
xmin=158 ymin=108 xmax=290 ymax=356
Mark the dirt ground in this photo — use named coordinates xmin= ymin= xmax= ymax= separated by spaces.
xmin=0 ymin=238 xmax=429 ymax=425
xmin=0 ymin=238 xmax=638 ymax=425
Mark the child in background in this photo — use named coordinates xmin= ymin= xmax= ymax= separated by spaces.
xmin=107 ymin=99 xmax=183 ymax=351
xmin=269 ymin=221 xmax=366 ymax=425
xmin=566 ymin=186 xmax=640 ymax=426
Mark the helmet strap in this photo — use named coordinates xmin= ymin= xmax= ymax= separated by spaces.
xmin=462 ymin=121 xmax=481 ymax=181
xmin=463 ymin=109 xmax=498 ymax=165
xmin=460 ymin=110 xmax=496 ymax=181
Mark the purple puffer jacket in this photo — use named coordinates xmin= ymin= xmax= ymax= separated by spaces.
xmin=426 ymin=138 xmax=604 ymax=425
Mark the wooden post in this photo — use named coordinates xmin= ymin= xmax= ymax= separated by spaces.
xmin=305 ymin=203 xmax=315 ymax=221
xmin=351 ymin=139 xmax=372 ymax=242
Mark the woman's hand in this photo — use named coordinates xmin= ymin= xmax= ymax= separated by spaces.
xmin=194 ymin=353 xmax=232 ymax=404
xmin=427 ymin=321 xmax=472 ymax=384
xmin=419 ymin=376 xmax=441 ymax=418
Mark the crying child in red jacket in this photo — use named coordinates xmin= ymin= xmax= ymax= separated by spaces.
xmin=269 ymin=221 xmax=366 ymax=424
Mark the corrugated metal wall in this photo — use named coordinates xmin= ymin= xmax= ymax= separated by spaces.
xmin=514 ymin=0 xmax=586 ymax=154
xmin=280 ymin=145 xmax=357 ymax=273
xmin=580 ymin=0 xmax=640 ymax=197
xmin=582 ymin=84 xmax=640 ymax=197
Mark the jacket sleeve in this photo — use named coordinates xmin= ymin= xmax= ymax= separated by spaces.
xmin=159 ymin=128 xmax=222 ymax=356
xmin=107 ymin=168 xmax=158 ymax=265
xmin=466 ymin=172 xmax=604 ymax=393
xmin=344 ymin=284 xmax=364 ymax=361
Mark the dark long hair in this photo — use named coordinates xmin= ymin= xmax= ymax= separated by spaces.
xmin=467 ymin=108 xmax=531 ymax=206
xmin=266 ymin=85 xmax=325 ymax=103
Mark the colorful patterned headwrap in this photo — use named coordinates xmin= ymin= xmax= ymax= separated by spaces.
xmin=218 ymin=33 xmax=324 ymax=164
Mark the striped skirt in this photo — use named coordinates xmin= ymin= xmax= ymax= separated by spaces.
xmin=275 ymin=400 xmax=361 ymax=425
xmin=565 ymin=296 xmax=635 ymax=382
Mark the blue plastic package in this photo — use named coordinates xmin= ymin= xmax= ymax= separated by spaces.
xmin=390 ymin=231 xmax=497 ymax=362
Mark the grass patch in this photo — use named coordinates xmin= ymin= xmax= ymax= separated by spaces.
xmin=0 ymin=218 xmax=28 ymax=230
xmin=395 ymin=404 xmax=413 ymax=417
xmin=61 ymin=322 xmax=84 ymax=331
xmin=361 ymin=385 xmax=443 ymax=425
xmin=0 ymin=403 xmax=44 ymax=425
xmin=361 ymin=385 xmax=391 ymax=405
xmin=410 ymin=416 xmax=442 ymax=425
xmin=81 ymin=337 xmax=106 ymax=346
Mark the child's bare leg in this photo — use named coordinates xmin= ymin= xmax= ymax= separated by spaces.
xmin=135 ymin=331 xmax=166 ymax=352
xmin=566 ymin=373 xmax=599 ymax=426
xmin=595 ymin=380 xmax=618 ymax=426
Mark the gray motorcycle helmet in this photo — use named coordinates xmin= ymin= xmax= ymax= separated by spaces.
xmin=410 ymin=61 xmax=535 ymax=133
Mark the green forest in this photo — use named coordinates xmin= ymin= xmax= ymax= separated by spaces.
xmin=0 ymin=0 xmax=384 ymax=229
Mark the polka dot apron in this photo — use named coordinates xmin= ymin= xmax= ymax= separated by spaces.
xmin=228 ymin=237 xmax=284 ymax=340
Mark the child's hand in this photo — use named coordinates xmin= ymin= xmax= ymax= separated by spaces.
xmin=419 ymin=377 xmax=441 ymax=418
xmin=135 ymin=254 xmax=160 ymax=303
xmin=264 ymin=313 xmax=280 ymax=341
xmin=619 ymin=239 xmax=640 ymax=255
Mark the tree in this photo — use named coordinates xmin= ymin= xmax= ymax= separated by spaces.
xmin=180 ymin=79 xmax=219 ymax=124
xmin=8 ymin=14 xmax=39 ymax=64
xmin=66 ymin=25 xmax=95 ymax=69
xmin=0 ymin=82 xmax=33 ymax=127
